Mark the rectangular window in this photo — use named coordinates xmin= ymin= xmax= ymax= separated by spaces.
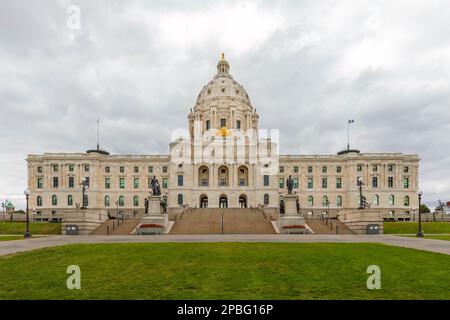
xmin=220 ymin=118 xmax=226 ymax=127
xmin=279 ymin=166 xmax=284 ymax=173
xmin=84 ymin=164 xmax=89 ymax=172
xmin=37 ymin=178 xmax=43 ymax=189
xmin=105 ymin=166 xmax=110 ymax=173
xmin=404 ymin=166 xmax=409 ymax=173
xmin=322 ymin=166 xmax=327 ymax=173
xmin=372 ymin=176 xmax=378 ymax=188
xmin=162 ymin=166 xmax=168 ymax=173
xmin=148 ymin=178 xmax=152 ymax=188
xmin=134 ymin=178 xmax=139 ymax=189
xmin=68 ymin=165 xmax=74 ymax=172
xmin=263 ymin=175 xmax=269 ymax=187
xmin=308 ymin=178 xmax=313 ymax=189
xmin=37 ymin=166 xmax=43 ymax=173
xmin=148 ymin=166 xmax=153 ymax=173
xmin=236 ymin=120 xmax=241 ymax=130
xmin=162 ymin=178 xmax=168 ymax=189
xmin=105 ymin=178 xmax=111 ymax=189
xmin=53 ymin=177 xmax=59 ymax=188
xmin=69 ymin=177 xmax=74 ymax=188
xmin=357 ymin=164 xmax=363 ymax=172
xmin=178 ymin=175 xmax=184 ymax=187
xmin=403 ymin=177 xmax=409 ymax=189
xmin=294 ymin=166 xmax=299 ymax=173
xmin=52 ymin=164 xmax=58 ymax=172
xmin=120 ymin=166 xmax=125 ymax=173
xmin=308 ymin=166 xmax=313 ymax=173
xmin=373 ymin=165 xmax=378 ymax=172
xmin=388 ymin=164 xmax=394 ymax=172
xmin=322 ymin=178 xmax=327 ymax=188
xmin=279 ymin=178 xmax=284 ymax=189
xmin=336 ymin=178 xmax=342 ymax=189
xmin=388 ymin=177 xmax=394 ymax=188
xmin=119 ymin=178 xmax=125 ymax=189
xmin=336 ymin=166 xmax=341 ymax=173
xmin=293 ymin=178 xmax=299 ymax=189
xmin=134 ymin=166 xmax=139 ymax=173
xmin=206 ymin=120 xmax=210 ymax=130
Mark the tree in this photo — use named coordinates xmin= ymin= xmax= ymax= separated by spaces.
xmin=419 ymin=204 xmax=430 ymax=213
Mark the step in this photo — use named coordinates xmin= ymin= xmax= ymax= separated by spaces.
xmin=170 ymin=208 xmax=275 ymax=234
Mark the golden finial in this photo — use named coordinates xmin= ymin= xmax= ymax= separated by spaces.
xmin=221 ymin=52 xmax=225 ymax=61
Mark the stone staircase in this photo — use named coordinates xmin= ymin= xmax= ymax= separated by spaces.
xmin=305 ymin=218 xmax=354 ymax=234
xmin=89 ymin=218 xmax=140 ymax=235
xmin=170 ymin=208 xmax=276 ymax=234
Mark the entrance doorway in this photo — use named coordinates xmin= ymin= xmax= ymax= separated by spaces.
xmin=200 ymin=195 xmax=208 ymax=208
xmin=239 ymin=195 xmax=247 ymax=208
xmin=219 ymin=195 xmax=228 ymax=208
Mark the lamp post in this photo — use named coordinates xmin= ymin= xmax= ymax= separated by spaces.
xmin=115 ymin=200 xmax=119 ymax=219
xmin=417 ymin=190 xmax=424 ymax=237
xmin=81 ymin=177 xmax=88 ymax=209
xmin=412 ymin=207 xmax=416 ymax=222
xmin=24 ymin=189 xmax=31 ymax=238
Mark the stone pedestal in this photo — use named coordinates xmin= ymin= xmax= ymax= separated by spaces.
xmin=338 ymin=209 xmax=384 ymax=234
xmin=278 ymin=195 xmax=306 ymax=234
xmin=136 ymin=196 xmax=168 ymax=235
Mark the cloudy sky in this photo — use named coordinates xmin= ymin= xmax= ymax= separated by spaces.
xmin=1 ymin=0 xmax=449 ymax=209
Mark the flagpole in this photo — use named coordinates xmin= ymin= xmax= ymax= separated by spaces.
xmin=347 ymin=120 xmax=350 ymax=151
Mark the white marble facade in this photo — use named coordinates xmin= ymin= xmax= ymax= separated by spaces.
xmin=27 ymin=55 xmax=420 ymax=220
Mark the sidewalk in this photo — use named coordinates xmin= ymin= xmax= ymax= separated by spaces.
xmin=1 ymin=234 xmax=450 ymax=256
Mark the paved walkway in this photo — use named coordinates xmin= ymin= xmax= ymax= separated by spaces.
xmin=1 ymin=234 xmax=450 ymax=256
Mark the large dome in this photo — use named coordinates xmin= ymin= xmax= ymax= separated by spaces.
xmin=195 ymin=54 xmax=252 ymax=106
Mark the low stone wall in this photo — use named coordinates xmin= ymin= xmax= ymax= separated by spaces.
xmin=61 ymin=209 xmax=108 ymax=235
xmin=338 ymin=209 xmax=384 ymax=234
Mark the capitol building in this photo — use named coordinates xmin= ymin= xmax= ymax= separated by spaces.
xmin=26 ymin=55 xmax=420 ymax=223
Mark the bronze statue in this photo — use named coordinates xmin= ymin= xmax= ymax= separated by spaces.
xmin=286 ymin=175 xmax=294 ymax=195
xmin=150 ymin=176 xmax=161 ymax=196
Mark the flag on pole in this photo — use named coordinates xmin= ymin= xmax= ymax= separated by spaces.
xmin=348 ymin=119 xmax=354 ymax=124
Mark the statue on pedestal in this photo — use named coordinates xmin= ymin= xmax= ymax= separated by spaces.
xmin=150 ymin=176 xmax=161 ymax=196
xmin=286 ymin=175 xmax=294 ymax=195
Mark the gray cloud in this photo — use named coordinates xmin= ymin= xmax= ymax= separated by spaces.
xmin=1 ymin=0 xmax=450 ymax=209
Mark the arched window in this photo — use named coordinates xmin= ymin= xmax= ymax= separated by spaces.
xmin=104 ymin=195 xmax=110 ymax=207
xmin=307 ymin=196 xmax=314 ymax=206
xmin=373 ymin=195 xmax=379 ymax=206
xmin=119 ymin=195 xmax=125 ymax=206
xmin=52 ymin=195 xmax=57 ymax=206
xmin=404 ymin=196 xmax=410 ymax=206
xmin=37 ymin=196 xmax=42 ymax=207
xmin=264 ymin=194 xmax=269 ymax=205
xmin=388 ymin=195 xmax=395 ymax=206
xmin=322 ymin=196 xmax=329 ymax=206
xmin=67 ymin=195 xmax=73 ymax=206
xmin=337 ymin=195 xmax=342 ymax=207
xmin=133 ymin=195 xmax=139 ymax=206
xmin=177 ymin=194 xmax=183 ymax=205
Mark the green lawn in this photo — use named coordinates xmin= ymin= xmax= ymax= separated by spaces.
xmin=384 ymin=222 xmax=450 ymax=234
xmin=0 ymin=222 xmax=61 ymax=235
xmin=1 ymin=243 xmax=449 ymax=300
xmin=0 ymin=236 xmax=25 ymax=242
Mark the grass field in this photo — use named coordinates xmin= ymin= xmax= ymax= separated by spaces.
xmin=384 ymin=222 xmax=450 ymax=234
xmin=0 ymin=236 xmax=25 ymax=242
xmin=0 ymin=222 xmax=61 ymax=235
xmin=1 ymin=243 xmax=449 ymax=300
